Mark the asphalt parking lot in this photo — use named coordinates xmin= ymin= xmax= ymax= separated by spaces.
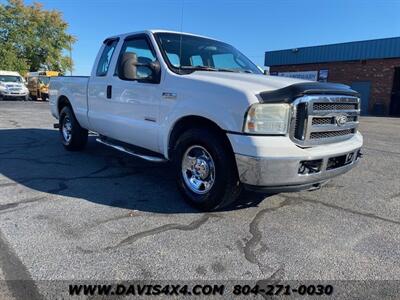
xmin=0 ymin=101 xmax=400 ymax=298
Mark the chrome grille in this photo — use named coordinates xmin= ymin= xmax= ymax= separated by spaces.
xmin=310 ymin=129 xmax=354 ymax=139
xmin=312 ymin=117 xmax=333 ymax=125
xmin=291 ymin=95 xmax=360 ymax=146
xmin=311 ymin=116 xmax=357 ymax=125
xmin=313 ymin=103 xmax=357 ymax=111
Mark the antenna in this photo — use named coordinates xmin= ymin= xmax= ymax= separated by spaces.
xmin=180 ymin=0 xmax=184 ymax=33
xmin=178 ymin=0 xmax=184 ymax=73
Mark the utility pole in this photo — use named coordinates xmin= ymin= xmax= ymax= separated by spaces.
xmin=69 ymin=40 xmax=73 ymax=76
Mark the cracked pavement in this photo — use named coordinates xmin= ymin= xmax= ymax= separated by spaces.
xmin=0 ymin=101 xmax=400 ymax=298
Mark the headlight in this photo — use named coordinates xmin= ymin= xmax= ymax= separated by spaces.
xmin=243 ymin=103 xmax=290 ymax=135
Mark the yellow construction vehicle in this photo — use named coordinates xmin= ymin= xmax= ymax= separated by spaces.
xmin=26 ymin=71 xmax=59 ymax=101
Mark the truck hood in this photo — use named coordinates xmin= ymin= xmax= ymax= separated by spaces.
xmin=185 ymin=71 xmax=308 ymax=94
xmin=184 ymin=71 xmax=357 ymax=104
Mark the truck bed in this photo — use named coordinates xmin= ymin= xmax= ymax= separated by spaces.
xmin=49 ymin=76 xmax=90 ymax=128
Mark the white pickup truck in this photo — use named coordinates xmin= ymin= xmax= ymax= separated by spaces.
xmin=50 ymin=30 xmax=363 ymax=210
xmin=0 ymin=71 xmax=29 ymax=101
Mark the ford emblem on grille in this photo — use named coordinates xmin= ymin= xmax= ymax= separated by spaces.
xmin=336 ymin=115 xmax=348 ymax=126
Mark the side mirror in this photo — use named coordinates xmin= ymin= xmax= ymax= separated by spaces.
xmin=119 ymin=52 xmax=161 ymax=83
xmin=147 ymin=60 xmax=161 ymax=83
xmin=119 ymin=52 xmax=138 ymax=80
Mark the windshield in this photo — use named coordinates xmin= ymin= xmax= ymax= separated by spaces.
xmin=154 ymin=33 xmax=262 ymax=75
xmin=0 ymin=75 xmax=22 ymax=83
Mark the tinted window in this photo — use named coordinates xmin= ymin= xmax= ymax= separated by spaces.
xmin=121 ymin=38 xmax=156 ymax=62
xmin=155 ymin=32 xmax=262 ymax=74
xmin=212 ymin=53 xmax=246 ymax=69
xmin=118 ymin=37 xmax=157 ymax=80
xmin=96 ymin=39 xmax=118 ymax=76
xmin=167 ymin=53 xmax=180 ymax=67
xmin=190 ymin=55 xmax=204 ymax=67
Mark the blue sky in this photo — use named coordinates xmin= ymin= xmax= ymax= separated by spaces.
xmin=20 ymin=0 xmax=400 ymax=75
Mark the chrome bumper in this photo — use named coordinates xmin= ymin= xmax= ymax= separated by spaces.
xmin=1 ymin=91 xmax=28 ymax=96
xmin=235 ymin=147 xmax=361 ymax=192
xmin=1 ymin=92 xmax=28 ymax=99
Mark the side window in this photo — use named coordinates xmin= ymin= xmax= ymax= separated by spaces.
xmin=96 ymin=39 xmax=118 ymax=76
xmin=118 ymin=38 xmax=157 ymax=80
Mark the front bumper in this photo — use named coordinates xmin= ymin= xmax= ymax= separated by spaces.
xmin=0 ymin=91 xmax=29 ymax=100
xmin=229 ymin=132 xmax=363 ymax=191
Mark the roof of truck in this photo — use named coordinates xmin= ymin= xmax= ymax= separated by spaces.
xmin=105 ymin=29 xmax=221 ymax=43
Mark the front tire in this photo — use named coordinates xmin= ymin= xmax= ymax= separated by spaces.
xmin=173 ymin=128 xmax=242 ymax=211
xmin=59 ymin=106 xmax=88 ymax=151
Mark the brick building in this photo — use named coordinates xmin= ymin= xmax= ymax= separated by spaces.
xmin=265 ymin=37 xmax=400 ymax=116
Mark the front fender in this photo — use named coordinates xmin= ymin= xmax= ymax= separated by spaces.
xmin=160 ymin=100 xmax=248 ymax=159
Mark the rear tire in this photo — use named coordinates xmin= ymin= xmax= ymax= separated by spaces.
xmin=173 ymin=128 xmax=242 ymax=211
xmin=59 ymin=106 xmax=88 ymax=151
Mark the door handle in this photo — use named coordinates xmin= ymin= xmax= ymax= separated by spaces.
xmin=106 ymin=85 xmax=112 ymax=99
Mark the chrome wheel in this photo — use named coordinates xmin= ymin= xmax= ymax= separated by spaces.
xmin=62 ymin=116 xmax=72 ymax=142
xmin=181 ymin=145 xmax=215 ymax=194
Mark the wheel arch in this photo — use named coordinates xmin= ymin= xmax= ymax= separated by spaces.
xmin=167 ymin=115 xmax=235 ymax=161
xmin=57 ymin=95 xmax=72 ymax=114
xmin=56 ymin=95 xmax=86 ymax=129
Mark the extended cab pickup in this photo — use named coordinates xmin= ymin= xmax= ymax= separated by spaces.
xmin=50 ymin=30 xmax=363 ymax=210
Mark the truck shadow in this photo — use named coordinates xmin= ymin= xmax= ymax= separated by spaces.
xmin=0 ymin=128 xmax=268 ymax=214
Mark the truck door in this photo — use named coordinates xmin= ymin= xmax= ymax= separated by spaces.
xmin=103 ymin=34 xmax=161 ymax=152
xmin=87 ymin=37 xmax=120 ymax=136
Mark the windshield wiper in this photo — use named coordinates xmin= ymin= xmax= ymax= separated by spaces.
xmin=180 ymin=66 xmax=217 ymax=72
xmin=179 ymin=66 xmax=237 ymax=73
xmin=216 ymin=68 xmax=237 ymax=73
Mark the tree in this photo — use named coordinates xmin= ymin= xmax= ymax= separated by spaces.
xmin=0 ymin=0 xmax=75 ymax=75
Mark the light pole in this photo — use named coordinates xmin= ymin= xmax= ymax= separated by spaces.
xmin=69 ymin=39 xmax=72 ymax=76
